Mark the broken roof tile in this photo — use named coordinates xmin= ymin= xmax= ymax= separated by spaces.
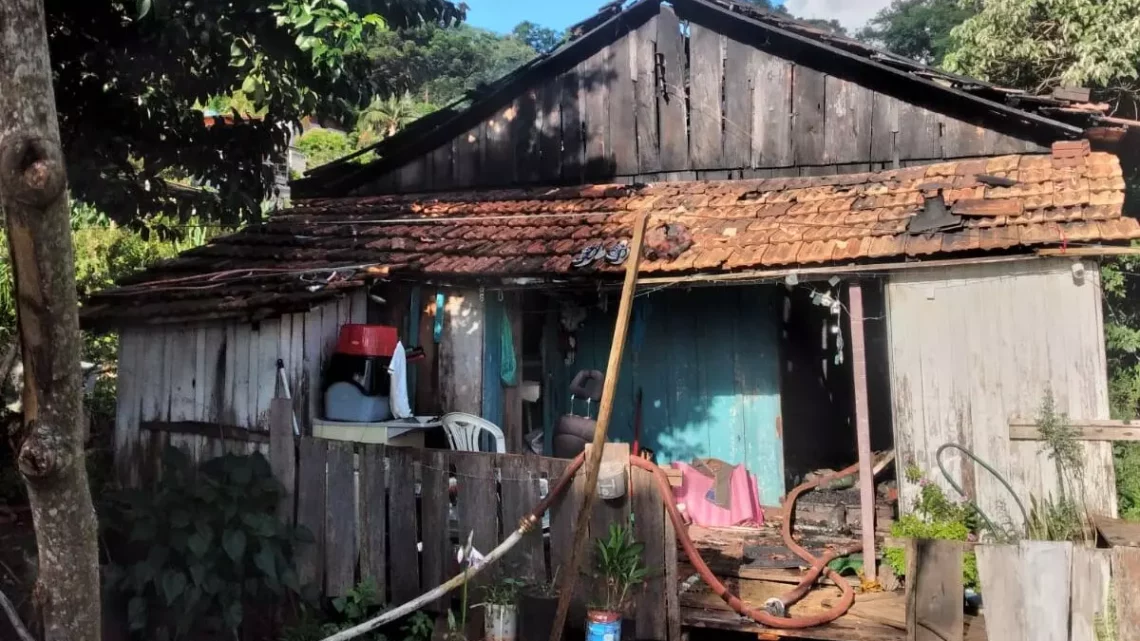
xmin=83 ymin=152 xmax=1139 ymax=324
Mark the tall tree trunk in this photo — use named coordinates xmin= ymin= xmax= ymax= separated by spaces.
xmin=0 ymin=2 xmax=103 ymax=640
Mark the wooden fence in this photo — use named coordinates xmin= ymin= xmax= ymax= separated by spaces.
xmin=974 ymin=542 xmax=1140 ymax=641
xmin=285 ymin=437 xmax=678 ymax=641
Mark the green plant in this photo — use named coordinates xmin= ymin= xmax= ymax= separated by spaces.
xmin=480 ymin=575 xmax=524 ymax=606
xmin=403 ymin=610 xmax=435 ymax=641
xmin=333 ymin=576 xmax=384 ymax=622
xmin=102 ymin=447 xmax=312 ymax=640
xmin=591 ymin=521 xmax=647 ymax=614
xmin=886 ymin=468 xmax=980 ymax=589
xmin=1027 ymin=391 xmax=1095 ymax=542
xmin=525 ymin=566 xmax=560 ymax=598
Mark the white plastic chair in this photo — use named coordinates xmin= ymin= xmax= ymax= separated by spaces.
xmin=440 ymin=412 xmax=507 ymax=453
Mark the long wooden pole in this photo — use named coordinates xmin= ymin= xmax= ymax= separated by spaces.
xmin=847 ymin=282 xmax=876 ymax=582
xmin=0 ymin=1 xmax=102 ymax=639
xmin=549 ymin=213 xmax=649 ymax=641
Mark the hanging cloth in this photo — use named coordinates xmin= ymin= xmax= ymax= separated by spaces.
xmin=500 ymin=311 xmax=518 ymax=387
xmin=433 ymin=291 xmax=445 ymax=343
xmin=388 ymin=341 xmax=413 ymax=419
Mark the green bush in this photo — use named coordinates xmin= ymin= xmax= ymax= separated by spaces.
xmin=295 ymin=128 xmax=354 ymax=169
xmin=102 ymin=447 xmax=312 ymax=640
xmin=886 ymin=468 xmax=979 ymax=590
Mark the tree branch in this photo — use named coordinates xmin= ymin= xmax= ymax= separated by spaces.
xmin=0 ymin=585 xmax=36 ymax=641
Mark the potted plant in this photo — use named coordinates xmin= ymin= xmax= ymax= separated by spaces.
xmin=480 ymin=575 xmax=524 ymax=641
xmin=519 ymin=568 xmax=560 ymax=641
xmin=588 ymin=522 xmax=647 ymax=641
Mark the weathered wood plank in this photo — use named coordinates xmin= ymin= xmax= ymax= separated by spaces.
xmin=438 ymin=290 xmax=483 ymax=416
xmin=539 ymin=80 xmax=563 ymax=181
xmin=484 ymin=105 xmax=514 ymax=186
xmin=114 ymin=330 xmax=143 ymax=484
xmin=325 ymin=441 xmax=356 ymax=596
xmin=1022 ymin=540 xmax=1071 ymax=641
xmin=664 ymin=493 xmax=681 ymax=641
xmin=454 ymin=126 xmax=482 ymax=188
xmin=609 ymin=36 xmax=638 ymax=175
xmin=656 ymin=5 xmax=688 ymax=171
xmin=870 ymin=91 xmax=900 ymax=165
xmin=792 ymin=64 xmax=827 ymax=166
xmin=455 ymin=453 xmax=498 ymax=638
xmin=396 ymin=156 xmax=427 ymax=192
xmin=751 ymin=51 xmax=793 ymax=168
xmin=388 ymin=447 xmax=421 ymax=604
xmin=254 ymin=319 xmax=279 ymax=431
xmin=632 ymin=465 xmax=667 ymax=641
xmin=303 ymin=306 xmax=324 ymax=428
xmin=582 ymin=45 xmax=612 ymax=178
xmin=296 ymin=437 xmax=328 ymax=589
xmin=287 ymin=312 xmax=306 ymax=430
xmin=1070 ymin=546 xmax=1112 ymax=641
xmin=139 ymin=420 xmax=269 ymax=443
xmin=1010 ymin=420 xmax=1140 ymax=441
xmin=1114 ymin=547 xmax=1140 ymax=641
xmin=269 ymin=399 xmax=295 ymax=525
xmin=940 ymin=115 xmax=987 ymax=159
xmin=513 ymin=89 xmax=541 ymax=184
xmin=359 ymin=443 xmax=387 ymax=599
xmin=499 ymin=456 xmax=545 ymax=584
xmin=547 ymin=457 xmax=577 ymax=578
xmin=633 ymin=16 xmax=660 ymax=174
xmin=688 ymin=24 xmax=723 ymax=169
xmin=722 ymin=37 xmax=753 ymax=169
xmin=430 ymin=142 xmax=454 ymax=191
xmin=824 ymin=76 xmax=874 ymax=165
xmin=1093 ymin=513 xmax=1140 ymax=547
xmin=419 ymin=449 xmax=450 ymax=611
xmin=560 ymin=67 xmax=584 ymax=183
xmin=905 ymin=539 xmax=963 ymax=641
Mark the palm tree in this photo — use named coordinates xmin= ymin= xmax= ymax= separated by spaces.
xmin=355 ymin=93 xmax=428 ymax=145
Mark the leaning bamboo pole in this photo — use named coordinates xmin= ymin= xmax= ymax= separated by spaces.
xmin=548 ymin=213 xmax=650 ymax=641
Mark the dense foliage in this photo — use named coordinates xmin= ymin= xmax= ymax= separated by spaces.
xmin=858 ymin=0 xmax=977 ymax=65
xmin=45 ymin=0 xmax=463 ymax=225
xmin=884 ymin=466 xmax=980 ymax=588
xmin=102 ymin=448 xmax=312 ymax=640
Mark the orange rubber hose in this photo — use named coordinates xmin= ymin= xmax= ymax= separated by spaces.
xmin=531 ymin=452 xmax=869 ymax=630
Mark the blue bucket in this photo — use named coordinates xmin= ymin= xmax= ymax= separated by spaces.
xmin=586 ymin=613 xmax=621 ymax=641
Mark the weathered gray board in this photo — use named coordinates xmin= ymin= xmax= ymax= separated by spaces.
xmin=114 ymin=290 xmax=369 ymax=481
xmin=976 ymin=542 xmax=1122 ymax=641
xmin=357 ymin=7 xmax=1043 ymax=195
xmin=884 ymin=259 xmax=1117 ymax=522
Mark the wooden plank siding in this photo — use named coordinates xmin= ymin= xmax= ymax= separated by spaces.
xmin=356 ymin=6 xmax=1045 ymax=194
xmin=113 ymin=290 xmax=372 ymax=479
xmin=885 ymin=260 xmax=1118 ymax=523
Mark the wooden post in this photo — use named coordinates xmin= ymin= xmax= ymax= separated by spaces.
xmin=549 ymin=213 xmax=649 ymax=641
xmin=905 ymin=539 xmax=964 ymax=641
xmin=1114 ymin=546 xmax=1140 ymax=641
xmin=848 ymin=282 xmax=877 ymax=581
xmin=0 ymin=1 xmax=102 ymax=639
xmin=269 ymin=398 xmax=296 ymax=524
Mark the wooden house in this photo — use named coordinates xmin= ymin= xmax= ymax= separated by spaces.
xmin=83 ymin=1 xmax=1140 ymax=637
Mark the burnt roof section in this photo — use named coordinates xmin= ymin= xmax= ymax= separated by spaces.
xmin=84 ymin=151 xmax=1137 ymax=328
xmin=293 ymin=0 xmax=1128 ymax=199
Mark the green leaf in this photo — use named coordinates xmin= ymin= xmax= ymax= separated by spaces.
xmin=314 ymin=16 xmax=332 ymax=32
xmin=223 ymin=601 xmax=244 ymax=630
xmin=187 ymin=531 xmax=210 ymax=558
xmin=189 ymin=563 xmax=207 ymax=587
xmin=222 ymin=529 xmax=247 ymax=562
xmin=329 ymin=0 xmax=349 ymax=10
xmin=240 ymin=76 xmax=257 ymax=95
xmin=128 ymin=596 xmax=147 ymax=631
xmin=254 ymin=543 xmax=278 ymax=582
xmin=136 ymin=0 xmax=152 ymax=19
xmin=161 ymin=569 xmax=188 ymax=606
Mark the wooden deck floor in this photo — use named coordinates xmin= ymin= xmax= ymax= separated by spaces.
xmin=676 ymin=525 xmax=986 ymax=641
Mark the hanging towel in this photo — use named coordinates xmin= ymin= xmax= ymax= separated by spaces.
xmin=500 ymin=312 xmax=518 ymax=386
xmin=433 ymin=291 xmax=445 ymax=343
xmin=388 ymin=341 xmax=413 ymax=419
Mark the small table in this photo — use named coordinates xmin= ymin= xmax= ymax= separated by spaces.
xmin=313 ymin=417 xmax=441 ymax=447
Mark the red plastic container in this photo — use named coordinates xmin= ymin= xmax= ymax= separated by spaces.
xmin=336 ymin=324 xmax=398 ymax=357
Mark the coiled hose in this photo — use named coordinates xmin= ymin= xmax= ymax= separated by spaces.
xmin=321 ymin=452 xmax=878 ymax=641
xmin=935 ymin=442 xmax=1028 ymax=535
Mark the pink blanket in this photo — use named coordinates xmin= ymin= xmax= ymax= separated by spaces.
xmin=672 ymin=461 xmax=764 ymax=527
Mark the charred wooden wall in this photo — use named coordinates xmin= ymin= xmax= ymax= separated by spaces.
xmin=356 ymin=5 xmax=1046 ymax=195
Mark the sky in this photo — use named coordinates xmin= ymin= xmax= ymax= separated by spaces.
xmin=463 ymin=0 xmax=892 ymax=36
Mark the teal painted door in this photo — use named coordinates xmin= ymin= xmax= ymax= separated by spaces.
xmin=553 ymin=286 xmax=784 ymax=504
